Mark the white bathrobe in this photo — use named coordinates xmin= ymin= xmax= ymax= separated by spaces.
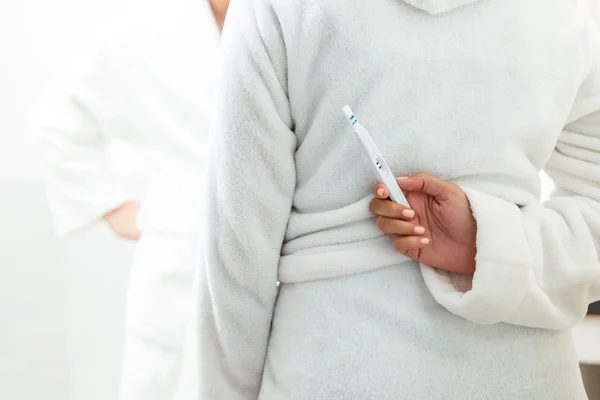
xmin=199 ymin=0 xmax=600 ymax=398
xmin=32 ymin=1 xmax=220 ymax=399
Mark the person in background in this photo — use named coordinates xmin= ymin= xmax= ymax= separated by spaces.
xmin=198 ymin=0 xmax=600 ymax=398
xmin=32 ymin=0 xmax=229 ymax=399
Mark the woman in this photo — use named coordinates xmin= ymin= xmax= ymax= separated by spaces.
xmin=199 ymin=0 xmax=600 ymax=398
xmin=33 ymin=0 xmax=228 ymax=398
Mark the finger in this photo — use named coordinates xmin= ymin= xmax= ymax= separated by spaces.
xmin=122 ymin=231 xmax=141 ymax=241
xmin=373 ymin=183 xmax=389 ymax=199
xmin=393 ymin=236 xmax=430 ymax=254
xmin=376 ymin=217 xmax=425 ymax=236
xmin=369 ymin=198 xmax=415 ymax=220
xmin=374 ymin=183 xmax=410 ymax=200
xmin=396 ymin=172 xmax=452 ymax=198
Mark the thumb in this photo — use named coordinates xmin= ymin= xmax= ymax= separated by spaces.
xmin=397 ymin=172 xmax=452 ymax=198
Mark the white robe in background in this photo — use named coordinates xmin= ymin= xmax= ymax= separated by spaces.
xmin=31 ymin=0 xmax=220 ymax=398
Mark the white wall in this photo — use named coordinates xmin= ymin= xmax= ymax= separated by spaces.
xmin=0 ymin=1 xmax=135 ymax=399
xmin=0 ymin=0 xmax=140 ymax=180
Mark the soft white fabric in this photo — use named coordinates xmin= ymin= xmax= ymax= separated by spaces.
xmin=404 ymin=0 xmax=479 ymax=14
xmin=200 ymin=0 xmax=600 ymax=397
xmin=263 ymin=264 xmax=587 ymax=399
xmin=31 ymin=0 xmax=220 ymax=398
xmin=121 ymin=231 xmax=201 ymax=400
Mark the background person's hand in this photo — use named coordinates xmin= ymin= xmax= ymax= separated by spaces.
xmin=102 ymin=201 xmax=141 ymax=240
xmin=369 ymin=172 xmax=477 ymax=275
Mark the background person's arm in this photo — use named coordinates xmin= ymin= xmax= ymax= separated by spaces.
xmin=198 ymin=0 xmax=295 ymax=398
xmin=31 ymin=46 xmax=142 ymax=237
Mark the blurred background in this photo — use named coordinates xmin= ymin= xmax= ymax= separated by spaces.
xmin=1 ymin=1 xmax=600 ymax=399
xmin=1 ymin=1 xmax=137 ymax=399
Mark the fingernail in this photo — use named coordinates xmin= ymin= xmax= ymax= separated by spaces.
xmin=377 ymin=188 xmax=385 ymax=197
xmin=420 ymin=238 xmax=430 ymax=245
xmin=397 ymin=176 xmax=408 ymax=180
xmin=414 ymin=226 xmax=425 ymax=235
xmin=402 ymin=209 xmax=415 ymax=218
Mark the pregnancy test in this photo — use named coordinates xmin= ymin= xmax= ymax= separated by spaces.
xmin=342 ymin=105 xmax=410 ymax=206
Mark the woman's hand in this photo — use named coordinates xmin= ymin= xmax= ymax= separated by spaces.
xmin=103 ymin=201 xmax=141 ymax=240
xmin=369 ymin=172 xmax=477 ymax=275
